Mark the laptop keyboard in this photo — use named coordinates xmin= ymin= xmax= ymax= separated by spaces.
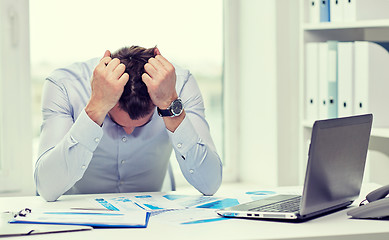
xmin=249 ymin=196 xmax=301 ymax=213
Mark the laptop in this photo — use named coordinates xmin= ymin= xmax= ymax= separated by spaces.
xmin=217 ymin=114 xmax=373 ymax=221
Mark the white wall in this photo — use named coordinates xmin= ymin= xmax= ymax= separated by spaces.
xmin=238 ymin=0 xmax=278 ymax=185
xmin=367 ymin=137 xmax=389 ymax=185
xmin=275 ymin=0 xmax=300 ymax=186
xmin=224 ymin=0 xmax=300 ymax=186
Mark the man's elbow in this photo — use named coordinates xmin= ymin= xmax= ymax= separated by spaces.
xmin=201 ymin=182 xmax=222 ymax=196
xmin=36 ymin=185 xmax=61 ymax=202
xmin=35 ymin=174 xmax=61 ymax=202
xmin=201 ymin=170 xmax=223 ymax=196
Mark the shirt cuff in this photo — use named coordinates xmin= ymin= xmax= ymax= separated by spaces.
xmin=168 ymin=116 xmax=200 ymax=155
xmin=69 ymin=109 xmax=104 ymax=152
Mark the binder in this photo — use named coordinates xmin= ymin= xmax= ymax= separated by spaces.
xmin=0 ymin=211 xmax=92 ymax=237
xmin=309 ymin=0 xmax=320 ymax=23
xmin=327 ymin=41 xmax=338 ymax=119
xmin=318 ymin=42 xmax=329 ymax=119
xmin=320 ymin=0 xmax=330 ymax=22
xmin=0 ymin=223 xmax=91 ymax=237
xmin=330 ymin=0 xmax=344 ymax=22
xmin=337 ymin=42 xmax=354 ymax=117
xmin=305 ymin=43 xmax=320 ymax=121
xmin=344 ymin=0 xmax=389 ymax=22
xmin=354 ymin=41 xmax=389 ymax=127
xmin=10 ymin=208 xmax=150 ymax=228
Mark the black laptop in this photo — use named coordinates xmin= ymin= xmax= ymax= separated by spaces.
xmin=217 ymin=114 xmax=373 ymax=221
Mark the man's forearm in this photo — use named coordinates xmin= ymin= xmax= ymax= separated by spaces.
xmin=36 ymin=109 xmax=103 ymax=201
xmin=169 ymin=115 xmax=223 ymax=195
xmin=35 ymin=136 xmax=94 ymax=201
xmin=85 ymin=100 xmax=108 ymax=126
xmin=163 ymin=110 xmax=186 ymax=132
xmin=177 ymin=146 xmax=223 ymax=195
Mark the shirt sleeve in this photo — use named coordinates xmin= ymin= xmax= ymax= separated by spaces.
xmin=168 ymin=73 xmax=223 ymax=195
xmin=34 ymin=80 xmax=103 ymax=201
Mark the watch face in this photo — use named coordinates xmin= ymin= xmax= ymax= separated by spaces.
xmin=171 ymin=99 xmax=183 ymax=115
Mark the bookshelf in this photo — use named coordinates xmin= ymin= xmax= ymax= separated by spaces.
xmin=299 ymin=0 xmax=389 ymax=185
xmin=304 ymin=19 xmax=389 ymax=30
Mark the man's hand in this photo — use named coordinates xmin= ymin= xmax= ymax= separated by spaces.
xmin=142 ymin=48 xmax=178 ymax=109
xmin=142 ymin=48 xmax=185 ymax=132
xmin=86 ymin=50 xmax=129 ymax=126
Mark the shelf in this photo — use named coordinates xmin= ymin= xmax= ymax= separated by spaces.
xmin=303 ymin=19 xmax=389 ymax=30
xmin=302 ymin=120 xmax=389 ymax=138
xmin=299 ymin=0 xmax=389 ymax=185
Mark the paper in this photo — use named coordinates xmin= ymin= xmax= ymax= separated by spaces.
xmin=95 ymin=194 xmax=222 ymax=211
xmin=94 ymin=194 xmax=234 ymax=225
xmin=92 ymin=190 xmax=287 ymax=225
xmin=95 ymin=194 xmax=185 ymax=211
xmin=195 ymin=198 xmax=239 ymax=209
xmin=162 ymin=194 xmax=221 ymax=208
xmin=131 ymin=193 xmax=186 ymax=210
xmin=151 ymin=208 xmax=228 ymax=225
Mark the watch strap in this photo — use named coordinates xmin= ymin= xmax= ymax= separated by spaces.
xmin=157 ymin=107 xmax=173 ymax=117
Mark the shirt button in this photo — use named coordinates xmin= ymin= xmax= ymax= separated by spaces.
xmin=189 ymin=169 xmax=194 ymax=174
xmin=119 ymin=181 xmax=123 ymax=185
xmin=81 ymin=165 xmax=86 ymax=169
xmin=122 ymin=137 xmax=127 ymax=142
xmin=121 ymin=160 xmax=125 ymax=164
xmin=94 ymin=138 xmax=100 ymax=143
xmin=177 ymin=143 xmax=182 ymax=148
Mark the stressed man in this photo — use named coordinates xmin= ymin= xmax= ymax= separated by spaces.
xmin=35 ymin=46 xmax=222 ymax=201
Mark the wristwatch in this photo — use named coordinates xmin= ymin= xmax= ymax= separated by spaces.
xmin=157 ymin=98 xmax=183 ymax=117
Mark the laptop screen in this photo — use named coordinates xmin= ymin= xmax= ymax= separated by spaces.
xmin=300 ymin=114 xmax=372 ymax=216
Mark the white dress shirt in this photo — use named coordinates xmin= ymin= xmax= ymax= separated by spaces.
xmin=35 ymin=58 xmax=222 ymax=201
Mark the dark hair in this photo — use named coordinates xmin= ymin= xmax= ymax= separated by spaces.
xmin=111 ymin=46 xmax=156 ymax=120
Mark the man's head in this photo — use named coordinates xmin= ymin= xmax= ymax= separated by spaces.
xmin=107 ymin=46 xmax=156 ymax=134
xmin=111 ymin=46 xmax=157 ymax=120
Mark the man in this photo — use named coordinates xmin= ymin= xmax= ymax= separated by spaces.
xmin=35 ymin=46 xmax=222 ymax=201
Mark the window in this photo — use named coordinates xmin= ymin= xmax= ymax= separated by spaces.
xmin=30 ymin=0 xmax=224 ymax=187
xmin=0 ymin=84 xmax=2 ymax=173
xmin=0 ymin=0 xmax=33 ymax=195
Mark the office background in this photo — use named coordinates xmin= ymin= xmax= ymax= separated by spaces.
xmin=0 ymin=0 xmax=388 ymax=197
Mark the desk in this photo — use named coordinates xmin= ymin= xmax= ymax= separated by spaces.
xmin=1 ymin=183 xmax=388 ymax=240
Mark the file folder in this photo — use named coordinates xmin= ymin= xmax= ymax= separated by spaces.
xmin=305 ymin=43 xmax=320 ymax=121
xmin=309 ymin=0 xmax=320 ymax=23
xmin=330 ymin=0 xmax=344 ymax=22
xmin=10 ymin=208 xmax=150 ymax=228
xmin=0 ymin=224 xmax=92 ymax=237
xmin=318 ymin=42 xmax=329 ymax=119
xmin=337 ymin=42 xmax=354 ymax=117
xmin=0 ymin=212 xmax=92 ymax=237
xmin=344 ymin=0 xmax=389 ymax=22
xmin=327 ymin=41 xmax=338 ymax=119
xmin=354 ymin=41 xmax=389 ymax=127
xmin=320 ymin=0 xmax=330 ymax=22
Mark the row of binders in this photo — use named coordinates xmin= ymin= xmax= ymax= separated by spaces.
xmin=308 ymin=0 xmax=389 ymax=23
xmin=305 ymin=41 xmax=389 ymax=127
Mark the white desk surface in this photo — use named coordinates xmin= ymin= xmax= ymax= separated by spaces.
xmin=1 ymin=183 xmax=388 ymax=240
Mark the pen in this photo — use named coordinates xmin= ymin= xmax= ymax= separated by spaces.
xmin=70 ymin=208 xmax=113 ymax=211
xmin=132 ymin=202 xmax=147 ymax=210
